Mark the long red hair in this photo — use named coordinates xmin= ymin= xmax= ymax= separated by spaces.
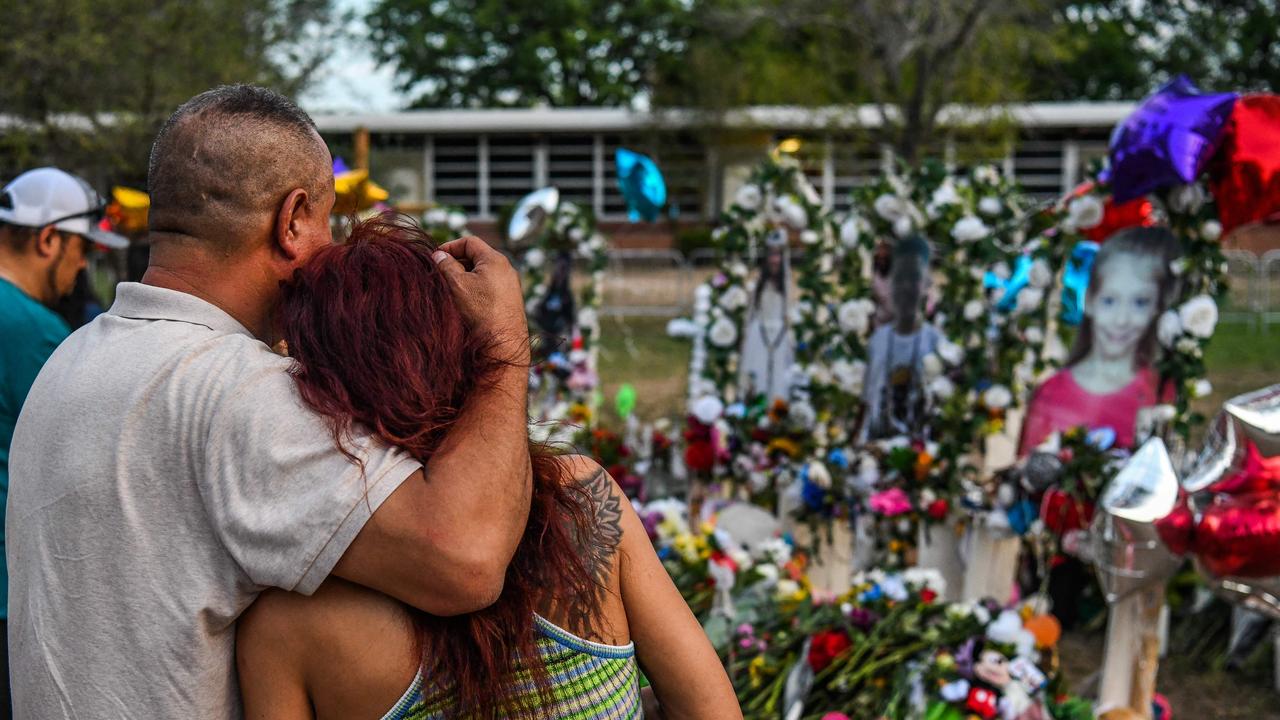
xmin=278 ymin=215 xmax=600 ymax=718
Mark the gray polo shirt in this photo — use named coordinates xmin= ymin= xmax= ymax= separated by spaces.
xmin=6 ymin=282 xmax=420 ymax=718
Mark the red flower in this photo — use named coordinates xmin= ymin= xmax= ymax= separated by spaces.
xmin=806 ymin=629 xmax=853 ymax=672
xmin=926 ymin=498 xmax=950 ymax=521
xmin=1041 ymin=488 xmax=1094 ymax=534
xmin=920 ymin=588 xmax=938 ymax=604
xmin=685 ymin=441 xmax=715 ymax=473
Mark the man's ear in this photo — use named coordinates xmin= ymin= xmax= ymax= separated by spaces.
xmin=273 ymin=188 xmax=310 ymax=261
xmin=35 ymin=225 xmax=62 ymax=260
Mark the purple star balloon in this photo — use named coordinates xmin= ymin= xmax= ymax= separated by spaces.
xmin=1107 ymin=75 xmax=1237 ymax=203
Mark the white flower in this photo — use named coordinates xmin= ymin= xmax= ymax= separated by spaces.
xmin=1028 ymin=259 xmax=1053 ymax=289
xmin=937 ymin=338 xmax=964 ymax=366
xmin=577 ymin=307 xmax=598 ymax=330
xmin=831 ymin=359 xmax=867 ymax=394
xmin=920 ymin=489 xmax=937 ymax=505
xmin=1067 ymin=195 xmax=1105 ymax=230
xmin=974 ymin=165 xmax=1000 ymax=185
xmin=1152 ymin=404 xmax=1177 ymax=422
xmin=588 ymin=233 xmax=607 ymax=252
xmin=1178 ymin=295 xmax=1219 ymax=338
xmin=880 ymin=575 xmax=909 ymax=601
xmin=790 ymin=401 xmax=817 ymax=428
xmin=940 ymin=680 xmax=970 ymax=703
xmin=665 ymin=318 xmax=699 ymax=338
xmin=963 ymin=300 xmax=985 ymax=321
xmin=1169 ymin=258 xmax=1188 ymax=277
xmin=928 ymin=182 xmax=961 ymax=217
xmin=774 ymin=579 xmax=801 ymax=600
xmin=1201 ymin=220 xmax=1223 ymax=242
xmin=839 ymin=217 xmax=861 ymax=248
xmin=708 ymin=317 xmax=738 ymax=347
xmin=991 ymin=261 xmax=1011 ymax=280
xmin=986 ymin=610 xmax=1024 ymax=644
xmin=1168 ymin=183 xmax=1206 ymax=214
xmin=1176 ymin=336 xmax=1201 ymax=354
xmin=801 ymin=363 xmax=827 ymax=387
xmin=978 ymin=196 xmax=1003 ymax=217
xmin=892 ymin=216 xmax=914 ymax=238
xmin=756 ymin=537 xmax=793 ymax=566
xmin=775 ymin=195 xmax=809 ymax=229
xmin=874 ymin=194 xmax=907 ymax=222
xmin=523 ymin=248 xmax=546 ymax=269
xmin=1026 ymin=326 xmax=1044 ymax=345
xmin=424 ymin=208 xmax=448 ymax=225
xmin=694 ymin=284 xmax=713 ymax=303
xmin=903 ymin=567 xmax=947 ymax=594
xmin=735 ymin=184 xmax=762 ymax=211
xmin=690 ymin=395 xmax=724 ymax=424
xmin=921 ymin=353 xmax=944 ymax=380
xmin=1191 ymin=378 xmax=1213 ymax=399
xmin=928 ymin=376 xmax=955 ymax=400
xmin=951 ymin=215 xmax=989 ymax=244
xmin=983 ymin=384 xmax=1012 ymax=410
xmin=447 ymin=211 xmax=468 ymax=231
xmin=1157 ymin=310 xmax=1182 ymax=348
xmin=837 ymin=300 xmax=871 ymax=335
xmin=1015 ymin=287 xmax=1044 ymax=315
xmin=800 ymin=229 xmax=820 ymax=245
xmin=719 ymin=285 xmax=750 ymax=311
xmin=806 ymin=460 xmax=831 ymax=488
xmin=753 ymin=563 xmax=779 ymax=584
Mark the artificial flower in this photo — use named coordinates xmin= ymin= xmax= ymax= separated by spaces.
xmin=978 ymin=196 xmax=1004 ymax=217
xmin=1157 ymin=310 xmax=1182 ymax=348
xmin=735 ymin=184 xmax=762 ymax=211
xmin=1066 ymin=194 xmax=1104 ymax=230
xmin=708 ymin=317 xmax=738 ymax=347
xmin=1178 ymin=295 xmax=1219 ymax=338
xmin=951 ymin=215 xmax=989 ymax=244
xmin=718 ymin=285 xmax=749 ymax=311
xmin=839 ymin=217 xmax=861 ymax=248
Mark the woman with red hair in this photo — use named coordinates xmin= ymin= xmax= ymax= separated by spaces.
xmin=235 ymin=216 xmax=738 ymax=719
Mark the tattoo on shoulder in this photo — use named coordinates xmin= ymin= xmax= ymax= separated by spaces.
xmin=564 ymin=467 xmax=623 ymax=638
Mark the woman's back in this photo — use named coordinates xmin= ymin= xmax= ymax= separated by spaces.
xmin=237 ymin=456 xmax=737 ymax=719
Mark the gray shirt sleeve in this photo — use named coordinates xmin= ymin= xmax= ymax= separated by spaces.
xmin=195 ymin=339 xmax=421 ymax=594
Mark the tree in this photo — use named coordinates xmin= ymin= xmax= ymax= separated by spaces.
xmin=0 ymin=0 xmax=343 ymax=184
xmin=365 ymin=0 xmax=690 ymax=109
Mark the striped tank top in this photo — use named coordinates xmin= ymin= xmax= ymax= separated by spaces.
xmin=380 ymin=615 xmax=642 ymax=719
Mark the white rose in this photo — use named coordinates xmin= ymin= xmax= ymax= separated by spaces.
xmin=983 ymin=384 xmax=1013 ymax=410
xmin=1178 ymin=295 xmax=1219 ymax=338
xmin=708 ymin=317 xmax=738 ymax=347
xmin=665 ymin=317 xmax=699 ymax=338
xmin=892 ymin=215 xmax=914 ymax=238
xmin=974 ymin=165 xmax=1000 ymax=185
xmin=963 ymin=300 xmax=985 ymax=321
xmin=837 ymin=300 xmax=871 ymax=335
xmin=1028 ymin=259 xmax=1053 ymax=289
xmin=1190 ymin=378 xmax=1213 ymax=398
xmin=951 ymin=215 xmax=989 ymax=244
xmin=1015 ymin=286 xmax=1044 ymax=315
xmin=1025 ymin=326 xmax=1044 ymax=344
xmin=839 ymin=217 xmax=861 ymax=248
xmin=1168 ymin=183 xmax=1206 ymax=214
xmin=719 ymin=285 xmax=749 ymax=311
xmin=937 ymin=338 xmax=964 ymax=366
xmin=790 ymin=401 xmax=817 ymax=428
xmin=735 ymin=184 xmax=762 ymax=211
xmin=1201 ymin=220 xmax=1223 ymax=242
xmin=831 ymin=359 xmax=867 ymax=394
xmin=1157 ymin=310 xmax=1182 ymax=348
xmin=690 ymin=395 xmax=724 ymax=425
xmin=874 ymin=194 xmax=906 ymax=221
xmin=588 ymin=233 xmax=606 ymax=252
xmin=523 ymin=247 xmax=546 ymax=269
xmin=775 ymin=196 xmax=808 ymax=229
xmin=447 ymin=211 xmax=468 ymax=231
xmin=800 ymin=229 xmax=820 ymax=245
xmin=803 ymin=363 xmax=829 ymax=387
xmin=1067 ymin=195 xmax=1105 ymax=230
xmin=978 ymin=196 xmax=1003 ymax=217
xmin=424 ymin=208 xmax=448 ymax=225
xmin=577 ymin=307 xmax=598 ymax=330
xmin=921 ymin=353 xmax=944 ymax=380
xmin=1176 ymin=336 xmax=1201 ymax=354
xmin=929 ymin=376 xmax=956 ymax=400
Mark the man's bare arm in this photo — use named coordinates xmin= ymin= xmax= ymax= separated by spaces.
xmin=333 ymin=236 xmax=533 ymax=616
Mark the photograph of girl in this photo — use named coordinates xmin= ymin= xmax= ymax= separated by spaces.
xmin=1018 ymin=226 xmax=1181 ymax=455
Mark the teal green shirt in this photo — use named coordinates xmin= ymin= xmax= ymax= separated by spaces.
xmin=0 ymin=277 xmax=70 ymax=619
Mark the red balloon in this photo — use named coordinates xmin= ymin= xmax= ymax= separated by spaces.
xmin=1156 ymin=500 xmax=1196 ymax=556
xmin=1195 ymin=493 xmax=1280 ymax=578
xmin=1209 ymin=94 xmax=1280 ymax=235
xmin=1210 ymin=440 xmax=1280 ymax=495
xmin=1083 ymin=195 xmax=1157 ymax=243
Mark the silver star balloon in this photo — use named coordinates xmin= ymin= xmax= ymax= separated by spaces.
xmin=1087 ymin=438 xmax=1183 ymax=603
xmin=1224 ymin=383 xmax=1280 ymax=457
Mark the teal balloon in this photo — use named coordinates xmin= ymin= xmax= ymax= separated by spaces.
xmin=615 ymin=384 xmax=638 ymax=418
xmin=1061 ymin=241 xmax=1099 ymax=326
xmin=614 ymin=148 xmax=667 ymax=222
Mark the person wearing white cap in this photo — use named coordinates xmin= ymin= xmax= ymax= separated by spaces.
xmin=0 ymin=167 xmax=127 ymax=714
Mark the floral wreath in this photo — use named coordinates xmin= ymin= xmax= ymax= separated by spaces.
xmin=516 ymin=198 xmax=610 ymax=433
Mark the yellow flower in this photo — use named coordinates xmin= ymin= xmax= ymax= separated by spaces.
xmin=569 ymin=403 xmax=592 ymax=423
xmin=766 ymin=437 xmax=801 ymax=458
xmin=748 ymin=656 xmax=766 ymax=688
xmin=889 ymin=540 xmax=903 ymax=553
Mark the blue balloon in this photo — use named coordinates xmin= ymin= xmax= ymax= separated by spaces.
xmin=1060 ymin=241 xmax=1099 ymax=326
xmin=984 ymin=255 xmax=1033 ymax=313
xmin=615 ymin=148 xmax=667 ymax=222
xmin=1006 ymin=499 xmax=1037 ymax=536
xmin=1086 ymin=426 xmax=1117 ymax=452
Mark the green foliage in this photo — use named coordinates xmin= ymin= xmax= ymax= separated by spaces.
xmin=0 ymin=0 xmax=342 ymax=182
xmin=366 ymin=0 xmax=690 ymax=108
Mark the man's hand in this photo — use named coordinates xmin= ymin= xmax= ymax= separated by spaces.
xmin=433 ymin=237 xmax=529 ymax=363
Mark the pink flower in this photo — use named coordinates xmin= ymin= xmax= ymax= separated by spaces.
xmin=822 ymin=714 xmax=852 ymax=720
xmin=869 ymin=487 xmax=913 ymax=517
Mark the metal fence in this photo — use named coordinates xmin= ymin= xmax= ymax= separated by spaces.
xmin=602 ymin=247 xmax=1280 ymax=331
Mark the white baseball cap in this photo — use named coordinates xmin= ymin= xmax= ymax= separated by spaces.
xmin=0 ymin=167 xmax=129 ymax=249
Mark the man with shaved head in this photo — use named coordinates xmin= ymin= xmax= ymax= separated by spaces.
xmin=6 ymin=85 xmax=533 ymax=718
